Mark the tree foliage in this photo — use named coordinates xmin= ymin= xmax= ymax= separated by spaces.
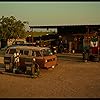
xmin=0 ymin=16 xmax=29 ymax=40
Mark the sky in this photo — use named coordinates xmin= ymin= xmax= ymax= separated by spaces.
xmin=0 ymin=2 xmax=100 ymax=30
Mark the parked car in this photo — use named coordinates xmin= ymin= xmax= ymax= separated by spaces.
xmin=1 ymin=40 xmax=27 ymax=51
xmin=12 ymin=40 xmax=26 ymax=46
xmin=4 ymin=46 xmax=57 ymax=76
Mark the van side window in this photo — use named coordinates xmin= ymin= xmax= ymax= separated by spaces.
xmin=20 ymin=50 xmax=23 ymax=55
xmin=9 ymin=49 xmax=16 ymax=54
xmin=35 ymin=51 xmax=41 ymax=57
xmin=24 ymin=50 xmax=29 ymax=55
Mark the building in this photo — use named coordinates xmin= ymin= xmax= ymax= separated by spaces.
xmin=29 ymin=24 xmax=100 ymax=53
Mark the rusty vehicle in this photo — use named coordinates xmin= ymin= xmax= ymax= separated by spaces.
xmin=4 ymin=46 xmax=57 ymax=76
xmin=12 ymin=39 xmax=26 ymax=46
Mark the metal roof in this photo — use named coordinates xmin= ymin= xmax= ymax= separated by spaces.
xmin=29 ymin=24 xmax=100 ymax=28
xmin=9 ymin=46 xmax=50 ymax=51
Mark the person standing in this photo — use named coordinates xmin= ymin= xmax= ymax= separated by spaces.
xmin=13 ymin=51 xmax=20 ymax=73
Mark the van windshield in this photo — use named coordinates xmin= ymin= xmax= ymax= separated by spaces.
xmin=42 ymin=49 xmax=53 ymax=56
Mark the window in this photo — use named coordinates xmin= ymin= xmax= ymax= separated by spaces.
xmin=20 ymin=50 xmax=23 ymax=55
xmin=35 ymin=51 xmax=41 ymax=57
xmin=42 ymin=49 xmax=53 ymax=56
xmin=9 ymin=49 xmax=16 ymax=54
xmin=24 ymin=50 xmax=29 ymax=55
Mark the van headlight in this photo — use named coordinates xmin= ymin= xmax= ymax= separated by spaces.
xmin=45 ymin=60 xmax=47 ymax=63
xmin=33 ymin=58 xmax=36 ymax=61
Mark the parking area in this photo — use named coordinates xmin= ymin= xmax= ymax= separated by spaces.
xmin=0 ymin=53 xmax=100 ymax=98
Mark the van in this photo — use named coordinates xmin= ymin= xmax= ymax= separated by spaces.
xmin=4 ymin=46 xmax=57 ymax=75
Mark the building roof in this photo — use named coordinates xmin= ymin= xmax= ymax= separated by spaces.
xmin=29 ymin=24 xmax=100 ymax=28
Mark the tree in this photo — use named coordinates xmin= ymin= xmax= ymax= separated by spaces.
xmin=0 ymin=16 xmax=29 ymax=40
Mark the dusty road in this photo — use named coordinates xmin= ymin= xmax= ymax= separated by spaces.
xmin=0 ymin=54 xmax=100 ymax=98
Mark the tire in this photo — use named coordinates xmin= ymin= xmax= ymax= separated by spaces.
xmin=89 ymin=55 xmax=92 ymax=61
xmin=5 ymin=63 xmax=13 ymax=72
xmin=93 ymin=57 xmax=99 ymax=62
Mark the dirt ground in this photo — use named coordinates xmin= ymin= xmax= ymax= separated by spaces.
xmin=0 ymin=53 xmax=100 ymax=98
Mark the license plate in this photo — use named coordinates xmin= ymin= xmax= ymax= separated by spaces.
xmin=6 ymin=64 xmax=9 ymax=70
xmin=26 ymin=67 xmax=31 ymax=71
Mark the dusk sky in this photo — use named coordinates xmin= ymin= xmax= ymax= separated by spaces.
xmin=0 ymin=2 xmax=100 ymax=30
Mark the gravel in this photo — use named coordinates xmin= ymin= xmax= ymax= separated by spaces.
xmin=0 ymin=54 xmax=100 ymax=98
